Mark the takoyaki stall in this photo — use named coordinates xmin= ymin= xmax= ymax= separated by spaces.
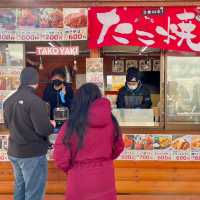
xmin=1 ymin=0 xmax=200 ymax=196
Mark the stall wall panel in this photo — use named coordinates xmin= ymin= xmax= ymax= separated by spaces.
xmin=2 ymin=161 xmax=200 ymax=194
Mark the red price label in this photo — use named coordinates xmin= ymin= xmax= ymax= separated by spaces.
xmin=176 ymin=156 xmax=187 ymax=161
xmin=0 ymin=34 xmax=15 ymax=41
xmin=140 ymin=155 xmax=151 ymax=160
xmin=121 ymin=155 xmax=131 ymax=159
xmin=67 ymin=33 xmax=84 ymax=40
xmin=20 ymin=34 xmax=40 ymax=41
xmin=157 ymin=155 xmax=171 ymax=160
xmin=45 ymin=34 xmax=63 ymax=41
xmin=192 ymin=156 xmax=200 ymax=160
xmin=0 ymin=154 xmax=7 ymax=161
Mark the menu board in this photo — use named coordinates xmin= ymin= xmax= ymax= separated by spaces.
xmin=119 ymin=134 xmax=200 ymax=161
xmin=1 ymin=133 xmax=200 ymax=162
xmin=191 ymin=135 xmax=200 ymax=161
xmin=0 ymin=43 xmax=24 ymax=123
xmin=86 ymin=58 xmax=104 ymax=93
xmin=0 ymin=8 xmax=88 ymax=41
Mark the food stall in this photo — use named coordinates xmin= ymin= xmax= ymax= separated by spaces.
xmin=1 ymin=0 xmax=200 ymax=196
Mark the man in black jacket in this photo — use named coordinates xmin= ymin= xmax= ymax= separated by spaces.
xmin=43 ymin=68 xmax=73 ymax=120
xmin=3 ymin=67 xmax=53 ymax=200
xmin=116 ymin=67 xmax=152 ymax=109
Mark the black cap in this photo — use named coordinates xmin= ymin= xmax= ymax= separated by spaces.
xmin=126 ymin=67 xmax=139 ymax=82
xmin=20 ymin=67 xmax=39 ymax=85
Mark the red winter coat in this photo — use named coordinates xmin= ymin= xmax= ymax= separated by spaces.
xmin=53 ymin=97 xmax=124 ymax=200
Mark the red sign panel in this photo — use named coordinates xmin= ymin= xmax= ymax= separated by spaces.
xmin=88 ymin=7 xmax=200 ymax=52
xmin=36 ymin=46 xmax=79 ymax=55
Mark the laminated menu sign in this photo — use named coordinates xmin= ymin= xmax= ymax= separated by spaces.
xmin=133 ymin=134 xmax=154 ymax=160
xmin=191 ymin=135 xmax=200 ymax=161
xmin=86 ymin=58 xmax=104 ymax=92
xmin=153 ymin=135 xmax=172 ymax=161
xmin=0 ymin=9 xmax=16 ymax=41
xmin=63 ymin=8 xmax=88 ymax=41
xmin=0 ymin=43 xmax=24 ymax=67
xmin=0 ymin=135 xmax=9 ymax=161
xmin=118 ymin=134 xmax=198 ymax=161
xmin=120 ymin=134 xmax=154 ymax=160
xmin=0 ymin=67 xmax=22 ymax=90
xmin=16 ymin=8 xmax=64 ymax=41
xmin=0 ymin=43 xmax=24 ymax=123
xmin=0 ymin=8 xmax=88 ymax=41
xmin=118 ymin=134 xmax=136 ymax=160
xmin=172 ymin=135 xmax=191 ymax=161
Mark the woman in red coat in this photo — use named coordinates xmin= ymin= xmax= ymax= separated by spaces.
xmin=53 ymin=83 xmax=124 ymax=200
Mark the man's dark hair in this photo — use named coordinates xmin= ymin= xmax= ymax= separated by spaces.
xmin=51 ymin=68 xmax=66 ymax=79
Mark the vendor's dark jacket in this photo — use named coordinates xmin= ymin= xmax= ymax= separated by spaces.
xmin=3 ymin=85 xmax=53 ymax=158
xmin=116 ymin=82 xmax=152 ymax=109
xmin=43 ymin=82 xmax=73 ymax=120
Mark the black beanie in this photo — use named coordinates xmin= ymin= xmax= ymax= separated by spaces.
xmin=126 ymin=67 xmax=139 ymax=82
xmin=20 ymin=67 xmax=39 ymax=85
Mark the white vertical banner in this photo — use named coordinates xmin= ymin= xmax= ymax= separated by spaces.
xmin=86 ymin=58 xmax=104 ymax=93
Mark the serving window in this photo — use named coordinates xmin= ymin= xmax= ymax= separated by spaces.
xmin=102 ymin=46 xmax=162 ymax=127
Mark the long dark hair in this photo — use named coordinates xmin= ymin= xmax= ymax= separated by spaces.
xmin=63 ymin=82 xmax=121 ymax=151
xmin=63 ymin=83 xmax=102 ymax=150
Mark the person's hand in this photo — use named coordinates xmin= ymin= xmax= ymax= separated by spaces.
xmin=50 ymin=120 xmax=56 ymax=128
xmin=61 ymin=86 xmax=66 ymax=95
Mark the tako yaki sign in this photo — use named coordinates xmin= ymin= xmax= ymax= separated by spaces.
xmin=89 ymin=7 xmax=200 ymax=52
xmin=0 ymin=8 xmax=87 ymax=41
xmin=36 ymin=46 xmax=79 ymax=55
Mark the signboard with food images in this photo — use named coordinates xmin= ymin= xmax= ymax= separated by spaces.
xmin=191 ymin=135 xmax=200 ymax=161
xmin=172 ymin=135 xmax=191 ymax=161
xmin=0 ymin=9 xmax=16 ymax=41
xmin=0 ymin=8 xmax=88 ymax=41
xmin=119 ymin=134 xmax=154 ymax=160
xmin=118 ymin=134 xmax=196 ymax=161
xmin=0 ymin=43 xmax=24 ymax=123
xmin=63 ymin=8 xmax=88 ymax=40
xmin=153 ymin=135 xmax=172 ymax=161
xmin=0 ymin=67 xmax=22 ymax=90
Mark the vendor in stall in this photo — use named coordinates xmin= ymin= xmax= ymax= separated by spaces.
xmin=116 ymin=67 xmax=152 ymax=109
xmin=43 ymin=67 xmax=73 ymax=120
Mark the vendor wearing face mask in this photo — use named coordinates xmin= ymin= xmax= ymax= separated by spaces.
xmin=43 ymin=67 xmax=73 ymax=119
xmin=116 ymin=67 xmax=152 ymax=109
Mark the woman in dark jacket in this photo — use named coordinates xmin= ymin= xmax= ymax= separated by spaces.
xmin=53 ymin=83 xmax=124 ymax=200
xmin=43 ymin=68 xmax=73 ymax=119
